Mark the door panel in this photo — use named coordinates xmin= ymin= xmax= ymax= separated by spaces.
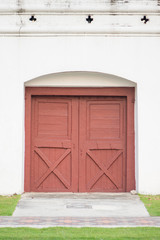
xmin=31 ymin=97 xmax=79 ymax=192
xmin=79 ymin=97 xmax=126 ymax=192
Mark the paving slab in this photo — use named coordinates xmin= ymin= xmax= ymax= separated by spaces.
xmin=13 ymin=193 xmax=149 ymax=217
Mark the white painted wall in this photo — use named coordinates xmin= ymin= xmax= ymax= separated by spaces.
xmin=0 ymin=0 xmax=160 ymax=195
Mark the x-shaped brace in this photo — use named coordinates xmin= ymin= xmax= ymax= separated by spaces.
xmin=34 ymin=148 xmax=71 ymax=189
xmin=87 ymin=150 xmax=122 ymax=190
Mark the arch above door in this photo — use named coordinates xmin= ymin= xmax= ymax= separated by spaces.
xmin=25 ymin=71 xmax=136 ymax=88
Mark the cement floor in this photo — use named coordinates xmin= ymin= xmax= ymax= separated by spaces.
xmin=13 ymin=193 xmax=149 ymax=217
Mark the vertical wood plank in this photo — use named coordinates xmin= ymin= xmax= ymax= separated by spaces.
xmin=79 ymin=97 xmax=87 ymax=192
xmin=24 ymin=89 xmax=32 ymax=192
xmin=71 ymin=97 xmax=79 ymax=192
xmin=126 ymin=88 xmax=135 ymax=191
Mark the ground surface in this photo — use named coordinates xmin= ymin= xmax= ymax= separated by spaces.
xmin=0 ymin=216 xmax=160 ymax=228
xmin=139 ymin=195 xmax=160 ymax=216
xmin=0 ymin=193 xmax=160 ymax=230
xmin=13 ymin=193 xmax=149 ymax=217
xmin=0 ymin=227 xmax=160 ymax=240
xmin=0 ymin=195 xmax=20 ymax=216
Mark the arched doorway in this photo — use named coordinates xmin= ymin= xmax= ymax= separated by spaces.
xmin=25 ymin=72 xmax=135 ymax=192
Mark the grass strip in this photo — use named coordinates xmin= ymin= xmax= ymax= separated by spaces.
xmin=139 ymin=195 xmax=160 ymax=216
xmin=0 ymin=195 xmax=21 ymax=216
xmin=0 ymin=227 xmax=160 ymax=240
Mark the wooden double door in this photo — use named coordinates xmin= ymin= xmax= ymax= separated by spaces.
xmin=30 ymin=95 xmax=127 ymax=192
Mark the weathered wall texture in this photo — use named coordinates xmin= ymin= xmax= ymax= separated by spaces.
xmin=0 ymin=0 xmax=160 ymax=194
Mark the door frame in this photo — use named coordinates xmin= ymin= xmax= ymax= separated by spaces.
xmin=25 ymin=87 xmax=135 ymax=192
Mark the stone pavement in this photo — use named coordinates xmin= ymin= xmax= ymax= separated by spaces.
xmin=0 ymin=216 xmax=160 ymax=228
xmin=13 ymin=193 xmax=149 ymax=217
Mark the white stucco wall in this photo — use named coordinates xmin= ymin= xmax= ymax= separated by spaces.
xmin=0 ymin=0 xmax=160 ymax=195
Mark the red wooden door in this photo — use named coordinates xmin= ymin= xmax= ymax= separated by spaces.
xmin=79 ymin=97 xmax=126 ymax=192
xmin=30 ymin=95 xmax=127 ymax=192
xmin=31 ymin=97 xmax=79 ymax=192
xmin=25 ymin=87 xmax=134 ymax=192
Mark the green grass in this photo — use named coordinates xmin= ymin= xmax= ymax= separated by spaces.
xmin=139 ymin=195 xmax=160 ymax=216
xmin=0 ymin=227 xmax=159 ymax=240
xmin=0 ymin=195 xmax=21 ymax=216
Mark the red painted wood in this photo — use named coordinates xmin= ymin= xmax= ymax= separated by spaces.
xmin=30 ymin=97 xmax=78 ymax=192
xmin=25 ymin=87 xmax=135 ymax=192
xmin=79 ymin=97 xmax=126 ymax=192
xmin=24 ymin=90 xmax=32 ymax=192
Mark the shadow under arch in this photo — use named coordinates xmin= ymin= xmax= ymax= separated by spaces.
xmin=25 ymin=71 xmax=136 ymax=87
